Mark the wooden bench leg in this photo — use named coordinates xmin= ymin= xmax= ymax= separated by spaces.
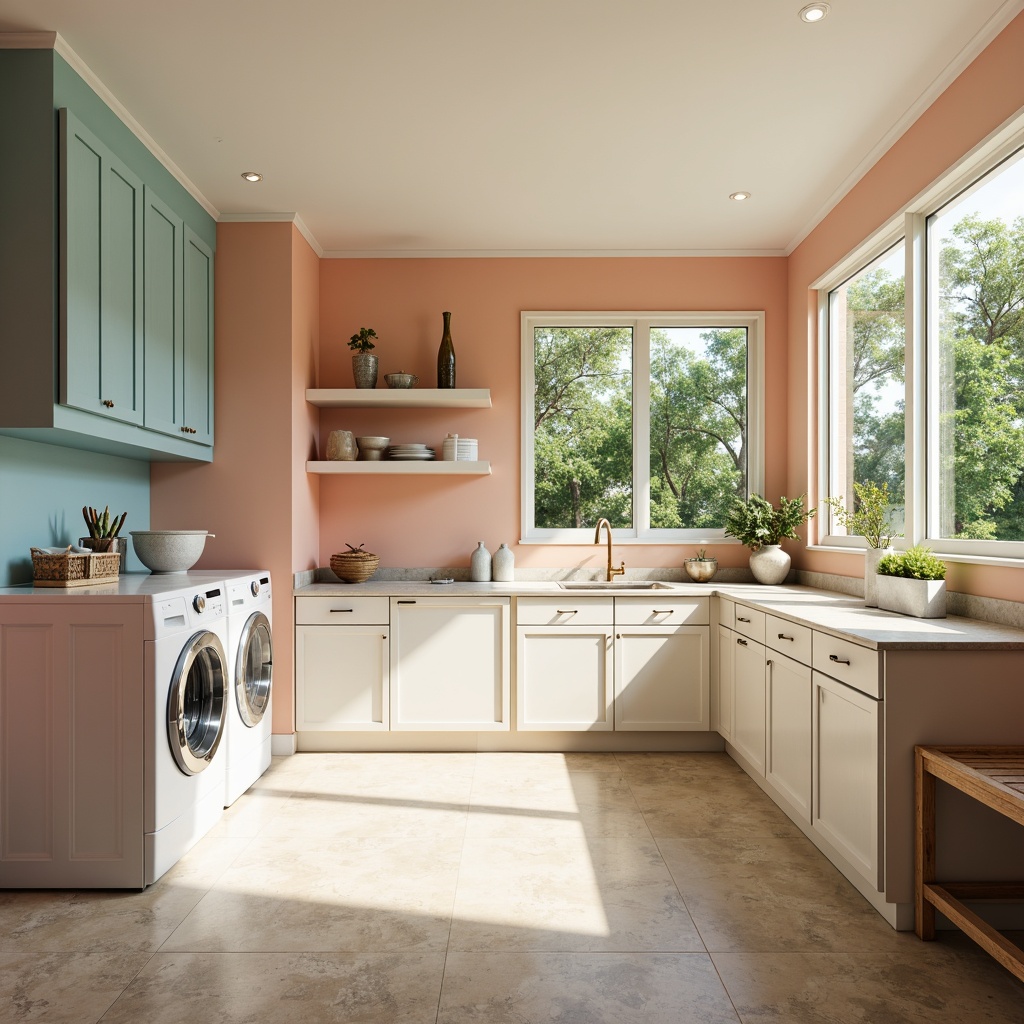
xmin=915 ymin=747 xmax=936 ymax=940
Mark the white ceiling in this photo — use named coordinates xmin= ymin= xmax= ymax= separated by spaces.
xmin=1 ymin=0 xmax=1021 ymax=256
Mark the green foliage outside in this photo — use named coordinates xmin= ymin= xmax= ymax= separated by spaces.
xmin=876 ymin=545 xmax=947 ymax=581
xmin=724 ymin=493 xmax=814 ymax=550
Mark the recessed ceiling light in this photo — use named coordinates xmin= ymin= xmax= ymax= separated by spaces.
xmin=241 ymin=171 xmax=263 ymax=182
xmin=799 ymin=3 xmax=830 ymax=22
xmin=730 ymin=191 xmax=751 ymax=202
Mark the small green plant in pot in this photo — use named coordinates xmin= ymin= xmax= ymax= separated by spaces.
xmin=684 ymin=548 xmax=718 ymax=583
xmin=348 ymin=327 xmax=379 ymax=389
xmin=875 ymin=545 xmax=947 ymax=618
xmin=80 ymin=505 xmax=128 ymax=571
xmin=824 ymin=481 xmax=903 ymax=607
xmin=724 ymin=493 xmax=814 ymax=585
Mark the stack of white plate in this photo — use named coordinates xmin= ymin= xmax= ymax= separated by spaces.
xmin=387 ymin=443 xmax=435 ymax=461
xmin=441 ymin=436 xmax=478 ymax=461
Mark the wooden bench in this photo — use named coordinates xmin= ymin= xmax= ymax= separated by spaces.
xmin=915 ymin=745 xmax=1024 ymax=982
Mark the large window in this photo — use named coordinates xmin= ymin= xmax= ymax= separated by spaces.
xmin=522 ymin=312 xmax=764 ymax=542
xmin=821 ymin=127 xmax=1024 ymax=559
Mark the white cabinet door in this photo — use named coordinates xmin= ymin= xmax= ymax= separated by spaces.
xmin=766 ymin=652 xmax=812 ymax=821
xmin=614 ymin=626 xmax=709 ymax=731
xmin=812 ymin=670 xmax=883 ymax=890
xmin=517 ymin=626 xmax=613 ymax=731
xmin=390 ymin=598 xmax=510 ymax=730
xmin=295 ymin=624 xmax=389 ymax=731
xmin=732 ymin=634 xmax=766 ymax=775
xmin=716 ymin=624 xmax=735 ymax=741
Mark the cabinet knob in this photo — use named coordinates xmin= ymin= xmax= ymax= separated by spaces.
xmin=766 ymin=658 xmax=773 ymax=667
xmin=101 ymin=399 xmax=114 ymax=408
xmin=179 ymin=426 xmax=198 ymax=435
xmin=829 ymin=654 xmax=850 ymax=665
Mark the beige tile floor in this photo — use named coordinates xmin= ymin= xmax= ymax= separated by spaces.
xmin=3 ymin=751 xmax=1023 ymax=1022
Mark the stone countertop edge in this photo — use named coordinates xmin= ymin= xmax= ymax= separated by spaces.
xmin=292 ymin=577 xmax=1024 ymax=651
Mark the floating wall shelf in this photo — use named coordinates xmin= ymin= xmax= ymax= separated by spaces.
xmin=307 ymin=460 xmax=491 ymax=476
xmin=306 ymin=388 xmax=491 ymax=409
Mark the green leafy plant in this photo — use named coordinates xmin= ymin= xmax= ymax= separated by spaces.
xmin=82 ymin=505 xmax=126 ymax=539
xmin=689 ymin=548 xmax=716 ymax=561
xmin=876 ymin=545 xmax=946 ymax=580
xmin=824 ymin=481 xmax=902 ymax=549
xmin=724 ymin=493 xmax=815 ymax=550
xmin=348 ymin=327 xmax=377 ymax=353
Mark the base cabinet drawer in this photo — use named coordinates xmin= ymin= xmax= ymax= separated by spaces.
xmin=295 ymin=596 xmax=389 ymax=626
xmin=812 ymin=670 xmax=882 ymax=890
xmin=812 ymin=633 xmax=880 ymax=698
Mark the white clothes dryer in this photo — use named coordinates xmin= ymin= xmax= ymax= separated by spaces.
xmin=220 ymin=571 xmax=274 ymax=806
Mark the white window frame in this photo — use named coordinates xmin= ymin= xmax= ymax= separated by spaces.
xmin=816 ymin=109 xmax=1024 ymax=564
xmin=520 ymin=310 xmax=765 ymax=544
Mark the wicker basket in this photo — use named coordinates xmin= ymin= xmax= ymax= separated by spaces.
xmin=329 ymin=550 xmax=380 ymax=584
xmin=31 ymin=547 xmax=121 ymax=587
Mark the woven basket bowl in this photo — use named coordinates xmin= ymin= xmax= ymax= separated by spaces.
xmin=330 ymin=551 xmax=380 ymax=584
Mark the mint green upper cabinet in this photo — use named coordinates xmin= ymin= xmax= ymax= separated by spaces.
xmin=183 ymin=228 xmax=214 ymax=445
xmin=60 ymin=110 xmax=144 ymax=426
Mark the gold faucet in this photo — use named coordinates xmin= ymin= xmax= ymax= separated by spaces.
xmin=594 ymin=518 xmax=626 ymax=582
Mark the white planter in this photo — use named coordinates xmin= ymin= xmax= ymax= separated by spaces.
xmin=863 ymin=545 xmax=892 ymax=608
xmin=876 ymin=575 xmax=946 ymax=618
xmin=749 ymin=544 xmax=791 ymax=585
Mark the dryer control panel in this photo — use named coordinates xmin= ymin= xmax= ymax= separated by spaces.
xmin=150 ymin=586 xmax=227 ymax=641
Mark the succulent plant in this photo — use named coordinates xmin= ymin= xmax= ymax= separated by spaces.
xmin=83 ymin=505 xmax=126 ymax=539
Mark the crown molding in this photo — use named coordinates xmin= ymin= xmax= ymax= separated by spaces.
xmin=218 ymin=212 xmax=324 ymax=256
xmin=319 ymin=247 xmax=787 ymax=259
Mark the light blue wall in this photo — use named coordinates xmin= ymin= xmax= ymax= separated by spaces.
xmin=0 ymin=436 xmax=149 ymax=585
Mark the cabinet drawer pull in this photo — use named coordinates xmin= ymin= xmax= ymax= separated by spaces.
xmin=736 ymin=638 xmax=748 ymax=646
xmin=778 ymin=633 xmax=794 ymax=641
xmin=766 ymin=658 xmax=773 ymax=667
xmin=555 ymin=609 xmax=577 ymax=615
xmin=397 ymin=600 xmax=417 ymax=605
xmin=651 ymin=609 xmax=673 ymax=615
xmin=829 ymin=654 xmax=850 ymax=665
xmin=330 ymin=608 xmax=354 ymax=614
xmin=101 ymin=399 xmax=114 ymax=408
xmin=616 ymin=633 xmax=621 ymax=639
xmin=737 ymin=615 xmax=751 ymax=622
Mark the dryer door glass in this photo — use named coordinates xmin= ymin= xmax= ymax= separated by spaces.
xmin=236 ymin=611 xmax=272 ymax=727
xmin=168 ymin=630 xmax=227 ymax=775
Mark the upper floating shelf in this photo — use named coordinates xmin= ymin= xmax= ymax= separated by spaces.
xmin=306 ymin=388 xmax=491 ymax=409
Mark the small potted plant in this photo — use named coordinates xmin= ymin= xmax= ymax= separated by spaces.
xmin=80 ymin=505 xmax=128 ymax=572
xmin=724 ymin=493 xmax=815 ymax=585
xmin=684 ymin=548 xmax=718 ymax=583
xmin=348 ymin=327 xmax=378 ymax=389
xmin=824 ymin=481 xmax=902 ymax=608
xmin=875 ymin=545 xmax=947 ymax=618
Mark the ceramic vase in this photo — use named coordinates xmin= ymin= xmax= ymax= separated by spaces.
xmin=437 ymin=311 xmax=456 ymax=388
xmin=863 ymin=545 xmax=891 ymax=607
xmin=325 ymin=429 xmax=357 ymax=461
xmin=352 ymin=353 xmax=378 ymax=389
xmin=470 ymin=541 xmax=491 ymax=582
xmin=749 ymin=544 xmax=791 ymax=585
xmin=492 ymin=543 xmax=514 ymax=582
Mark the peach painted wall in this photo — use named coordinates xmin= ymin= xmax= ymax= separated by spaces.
xmin=151 ymin=221 xmax=310 ymax=734
xmin=787 ymin=11 xmax=1024 ymax=603
xmin=318 ymin=256 xmax=787 ymax=571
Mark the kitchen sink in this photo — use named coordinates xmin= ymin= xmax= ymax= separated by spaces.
xmin=557 ymin=581 xmax=674 ymax=590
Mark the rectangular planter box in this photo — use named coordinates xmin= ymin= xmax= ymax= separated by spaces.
xmin=875 ymin=575 xmax=946 ymax=618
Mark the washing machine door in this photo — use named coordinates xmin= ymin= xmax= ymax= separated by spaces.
xmin=236 ymin=611 xmax=272 ymax=727
xmin=168 ymin=630 xmax=228 ymax=776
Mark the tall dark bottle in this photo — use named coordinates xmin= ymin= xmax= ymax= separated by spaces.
xmin=437 ymin=310 xmax=456 ymax=389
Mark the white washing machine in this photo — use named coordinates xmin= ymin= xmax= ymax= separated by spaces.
xmin=220 ymin=571 xmax=274 ymax=806
xmin=0 ymin=572 xmax=232 ymax=888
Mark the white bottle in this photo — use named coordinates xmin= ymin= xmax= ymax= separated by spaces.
xmin=470 ymin=541 xmax=492 ymax=582
xmin=492 ymin=543 xmax=514 ymax=582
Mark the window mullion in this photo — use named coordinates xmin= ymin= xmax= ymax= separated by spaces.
xmin=634 ymin=320 xmax=651 ymax=537
xmin=906 ymin=211 xmax=928 ymax=547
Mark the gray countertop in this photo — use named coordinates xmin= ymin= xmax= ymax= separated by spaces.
xmin=294 ymin=579 xmax=1024 ymax=651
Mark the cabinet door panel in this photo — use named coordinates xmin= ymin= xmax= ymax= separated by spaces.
xmin=614 ymin=626 xmax=709 ymax=731
xmin=142 ymin=187 xmax=183 ymax=438
xmin=295 ymin=625 xmax=389 ymax=731
xmin=517 ymin=627 xmax=612 ymax=730
xmin=716 ymin=625 xmax=735 ymax=741
xmin=391 ymin=599 xmax=509 ymax=730
xmin=766 ymin=653 xmax=811 ymax=821
xmin=183 ymin=227 xmax=214 ymax=444
xmin=812 ymin=670 xmax=882 ymax=889
xmin=732 ymin=636 xmax=766 ymax=775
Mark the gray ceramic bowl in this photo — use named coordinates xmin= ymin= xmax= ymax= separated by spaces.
xmin=384 ymin=373 xmax=418 ymax=389
xmin=356 ymin=436 xmax=390 ymax=461
xmin=130 ymin=530 xmax=212 ymax=573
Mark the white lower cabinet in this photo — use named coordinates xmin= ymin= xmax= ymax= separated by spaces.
xmin=614 ymin=626 xmax=709 ymax=730
xmin=811 ymin=669 xmax=882 ymax=889
xmin=716 ymin=624 xmax=735 ymax=741
xmin=295 ymin=624 xmax=389 ymax=730
xmin=390 ymin=597 xmax=510 ymax=730
xmin=765 ymin=652 xmax=812 ymax=821
xmin=517 ymin=625 xmax=613 ymax=730
xmin=731 ymin=633 xmax=767 ymax=775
